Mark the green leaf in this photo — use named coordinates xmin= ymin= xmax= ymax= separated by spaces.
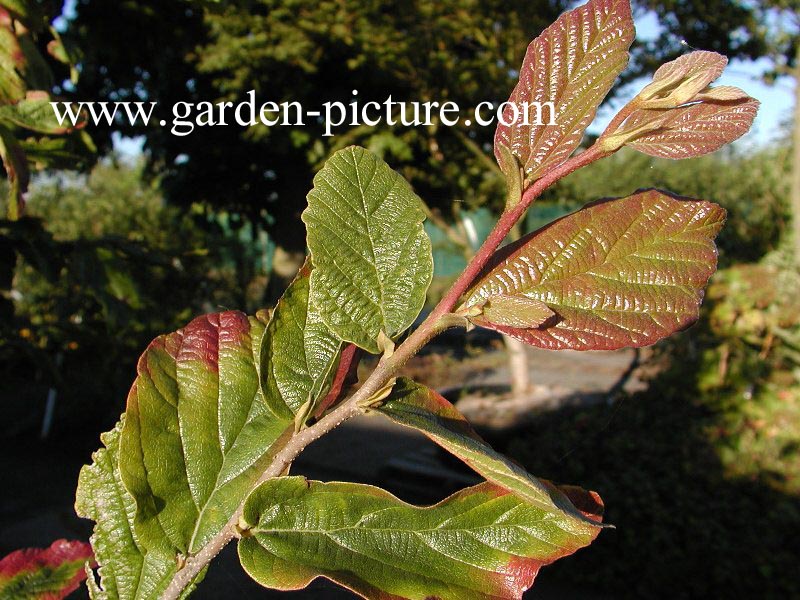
xmin=0 ymin=94 xmax=85 ymax=134
xmin=239 ymin=477 xmax=602 ymax=600
xmin=19 ymin=129 xmax=96 ymax=171
xmin=119 ymin=311 xmax=294 ymax=555
xmin=464 ymin=189 xmax=726 ymax=350
xmin=76 ymin=420 xmax=203 ymax=600
xmin=0 ymin=21 xmax=26 ymax=104
xmin=303 ymin=146 xmax=433 ymax=354
xmin=377 ymin=378 xmax=600 ymax=525
xmin=0 ymin=540 xmax=93 ymax=600
xmin=495 ymin=0 xmax=634 ymax=185
xmin=259 ymin=259 xmax=342 ymax=425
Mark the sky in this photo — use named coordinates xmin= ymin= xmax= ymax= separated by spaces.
xmin=96 ymin=6 xmax=794 ymax=156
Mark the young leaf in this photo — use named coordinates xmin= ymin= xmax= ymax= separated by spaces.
xmin=303 ymin=146 xmax=433 ymax=354
xmin=635 ymin=51 xmax=728 ymax=109
xmin=259 ymin=260 xmax=342 ymax=425
xmin=119 ymin=311 xmax=294 ymax=556
xmin=377 ymin=378 xmax=600 ymax=526
xmin=613 ymin=99 xmax=760 ymax=159
xmin=495 ymin=0 xmax=634 ymax=184
xmin=0 ymin=540 xmax=93 ymax=600
xmin=464 ymin=190 xmax=726 ymax=350
xmin=76 ymin=420 xmax=204 ymax=600
xmin=599 ymin=50 xmax=759 ymax=157
xmin=239 ymin=477 xmax=602 ymax=600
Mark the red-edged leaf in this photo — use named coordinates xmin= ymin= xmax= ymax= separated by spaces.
xmin=621 ymin=98 xmax=760 ymax=159
xmin=239 ymin=477 xmax=602 ymax=600
xmin=0 ymin=540 xmax=94 ymax=600
xmin=464 ymin=189 xmax=726 ymax=350
xmin=495 ymin=0 xmax=634 ymax=184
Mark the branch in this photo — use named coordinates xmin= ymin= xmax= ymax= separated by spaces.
xmin=163 ymin=141 xmax=609 ymax=599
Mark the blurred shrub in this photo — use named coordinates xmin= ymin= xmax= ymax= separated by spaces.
xmin=1 ymin=161 xmax=240 ymax=436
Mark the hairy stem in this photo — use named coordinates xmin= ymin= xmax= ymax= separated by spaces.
xmin=163 ymin=142 xmax=608 ymax=599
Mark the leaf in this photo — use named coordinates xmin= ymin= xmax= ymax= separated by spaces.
xmin=496 ymin=142 xmax=523 ymax=209
xmin=239 ymin=477 xmax=603 ymax=600
xmin=481 ymin=295 xmax=555 ymax=328
xmin=259 ymin=259 xmax=342 ymax=425
xmin=119 ymin=311 xmax=294 ymax=555
xmin=0 ymin=539 xmax=93 ymax=600
xmin=76 ymin=420 xmax=203 ymax=600
xmin=0 ymin=123 xmax=29 ymax=220
xmin=616 ymin=99 xmax=760 ymax=159
xmin=494 ymin=0 xmax=634 ymax=184
xmin=0 ymin=1 xmax=45 ymax=30
xmin=0 ymin=19 xmax=26 ymax=104
xmin=303 ymin=146 xmax=433 ymax=354
xmin=377 ymin=378 xmax=600 ymax=525
xmin=464 ymin=189 xmax=726 ymax=350
xmin=598 ymin=50 xmax=759 ymax=157
xmin=0 ymin=95 xmax=85 ymax=134
xmin=636 ymin=51 xmax=727 ymax=109
xmin=19 ymin=129 xmax=96 ymax=171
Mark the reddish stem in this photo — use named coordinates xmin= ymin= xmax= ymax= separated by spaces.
xmin=426 ymin=144 xmax=607 ymax=322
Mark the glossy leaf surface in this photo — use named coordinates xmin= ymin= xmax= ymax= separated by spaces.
xmin=636 ymin=51 xmax=727 ymax=108
xmin=495 ymin=0 xmax=634 ymax=183
xmin=600 ymin=50 xmax=759 ymax=158
xmin=621 ymin=99 xmax=759 ymax=159
xmin=239 ymin=477 xmax=602 ymax=600
xmin=119 ymin=311 xmax=294 ymax=555
xmin=0 ymin=540 xmax=93 ymax=600
xmin=76 ymin=421 xmax=201 ymax=600
xmin=303 ymin=146 xmax=433 ymax=354
xmin=260 ymin=261 xmax=342 ymax=424
xmin=378 ymin=378 xmax=600 ymax=525
xmin=465 ymin=190 xmax=726 ymax=350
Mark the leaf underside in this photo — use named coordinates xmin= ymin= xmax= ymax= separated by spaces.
xmin=377 ymin=379 xmax=603 ymax=525
xmin=303 ymin=146 xmax=433 ymax=354
xmin=465 ymin=189 xmax=726 ymax=350
xmin=0 ymin=539 xmax=93 ymax=600
xmin=495 ymin=0 xmax=634 ymax=182
xmin=239 ymin=477 xmax=602 ymax=600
